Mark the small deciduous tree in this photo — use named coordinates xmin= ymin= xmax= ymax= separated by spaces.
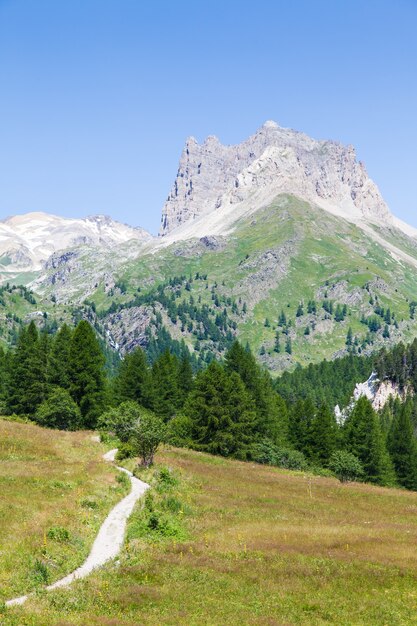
xmin=99 ymin=401 xmax=166 ymax=467
xmin=129 ymin=411 xmax=167 ymax=468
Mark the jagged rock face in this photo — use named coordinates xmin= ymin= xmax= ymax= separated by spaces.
xmin=0 ymin=212 xmax=153 ymax=273
xmin=159 ymin=120 xmax=392 ymax=237
xmin=104 ymin=306 xmax=153 ymax=355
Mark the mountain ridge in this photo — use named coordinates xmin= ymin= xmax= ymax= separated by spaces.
xmin=1 ymin=122 xmax=416 ymax=276
xmin=158 ymin=120 xmax=398 ymax=240
xmin=2 ymin=122 xmax=417 ymax=374
xmin=0 ymin=211 xmax=153 ymax=278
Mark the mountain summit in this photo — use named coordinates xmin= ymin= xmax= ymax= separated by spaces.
xmin=159 ymin=121 xmax=396 ymax=239
xmin=2 ymin=122 xmax=417 ymax=372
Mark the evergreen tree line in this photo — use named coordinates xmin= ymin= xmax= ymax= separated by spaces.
xmin=97 ymin=273 xmax=244 ymax=357
xmin=0 ymin=320 xmax=107 ymax=428
xmin=4 ymin=320 xmax=417 ymax=492
xmin=112 ymin=338 xmax=417 ymax=491
xmin=275 ymin=353 xmax=374 ymax=408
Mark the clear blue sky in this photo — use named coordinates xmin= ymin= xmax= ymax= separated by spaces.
xmin=0 ymin=0 xmax=416 ymax=234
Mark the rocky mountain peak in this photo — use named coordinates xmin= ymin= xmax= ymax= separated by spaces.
xmin=262 ymin=120 xmax=279 ymax=129
xmin=159 ymin=122 xmax=393 ymax=238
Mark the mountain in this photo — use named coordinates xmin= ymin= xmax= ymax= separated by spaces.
xmin=0 ymin=212 xmax=152 ymax=279
xmin=159 ymin=120 xmax=411 ymax=238
xmin=2 ymin=122 xmax=417 ymax=372
xmin=157 ymin=122 xmax=417 ymax=273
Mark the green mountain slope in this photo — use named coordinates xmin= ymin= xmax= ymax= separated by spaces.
xmin=17 ymin=194 xmax=416 ymax=372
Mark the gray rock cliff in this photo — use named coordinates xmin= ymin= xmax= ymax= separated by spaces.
xmin=159 ymin=121 xmax=392 ymax=237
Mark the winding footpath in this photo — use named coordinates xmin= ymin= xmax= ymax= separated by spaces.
xmin=6 ymin=448 xmax=149 ymax=608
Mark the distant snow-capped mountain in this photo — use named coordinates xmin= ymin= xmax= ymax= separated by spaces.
xmin=0 ymin=212 xmax=152 ymax=272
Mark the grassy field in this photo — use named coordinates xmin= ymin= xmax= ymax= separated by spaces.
xmin=5 ymin=444 xmax=417 ymax=625
xmin=0 ymin=418 xmax=128 ymax=603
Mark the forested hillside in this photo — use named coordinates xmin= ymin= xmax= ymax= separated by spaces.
xmin=3 ymin=318 xmax=417 ymax=493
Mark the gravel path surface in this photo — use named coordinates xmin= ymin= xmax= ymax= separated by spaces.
xmin=6 ymin=448 xmax=149 ymax=608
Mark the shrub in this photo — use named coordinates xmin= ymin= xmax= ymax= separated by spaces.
xmin=329 ymin=450 xmax=364 ymax=483
xmin=128 ymin=478 xmax=187 ymax=543
xmin=116 ymin=441 xmax=136 ymax=460
xmin=47 ymin=526 xmax=70 ymax=542
xmin=276 ymin=448 xmax=308 ymax=471
xmin=34 ymin=388 xmax=81 ymax=430
xmin=116 ymin=472 xmax=130 ymax=488
xmin=80 ymin=498 xmax=99 ymax=510
xmin=156 ymin=466 xmax=178 ymax=491
xmin=162 ymin=495 xmax=183 ymax=513
xmin=251 ymin=439 xmax=280 ymax=465
xmin=32 ymin=558 xmax=50 ymax=584
xmin=251 ymin=439 xmax=308 ymax=470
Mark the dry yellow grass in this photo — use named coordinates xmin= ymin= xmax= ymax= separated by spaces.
xmin=5 ymin=445 xmax=417 ymax=625
xmin=0 ymin=418 xmax=128 ymax=601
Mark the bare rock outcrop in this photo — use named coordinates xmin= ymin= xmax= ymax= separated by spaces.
xmin=104 ymin=306 xmax=153 ymax=355
xmin=236 ymin=239 xmax=298 ymax=304
xmin=160 ymin=121 xmax=393 ymax=237
xmin=335 ymin=372 xmax=413 ymax=424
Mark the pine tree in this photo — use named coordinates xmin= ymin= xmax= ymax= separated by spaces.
xmin=307 ymin=300 xmax=317 ymax=314
xmin=184 ymin=361 xmax=256 ymax=457
xmin=48 ymin=324 xmax=73 ymax=389
xmin=309 ymin=403 xmax=337 ymax=466
xmin=344 ymin=396 xmax=396 ymax=486
xmin=288 ymin=398 xmax=315 ymax=458
xmin=177 ymin=353 xmax=194 ymax=406
xmin=114 ymin=347 xmax=152 ymax=407
xmin=274 ymin=331 xmax=281 ymax=353
xmin=278 ymin=310 xmax=287 ymax=327
xmin=387 ymin=401 xmax=417 ymax=490
xmin=364 ymin=413 xmax=395 ymax=486
xmin=7 ymin=321 xmax=48 ymax=415
xmin=346 ymin=327 xmax=353 ymax=347
xmin=225 ymin=341 xmax=288 ymax=445
xmin=69 ymin=320 xmax=106 ymax=428
xmin=0 ymin=346 xmax=8 ymax=411
xmin=151 ymin=350 xmax=180 ymax=420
